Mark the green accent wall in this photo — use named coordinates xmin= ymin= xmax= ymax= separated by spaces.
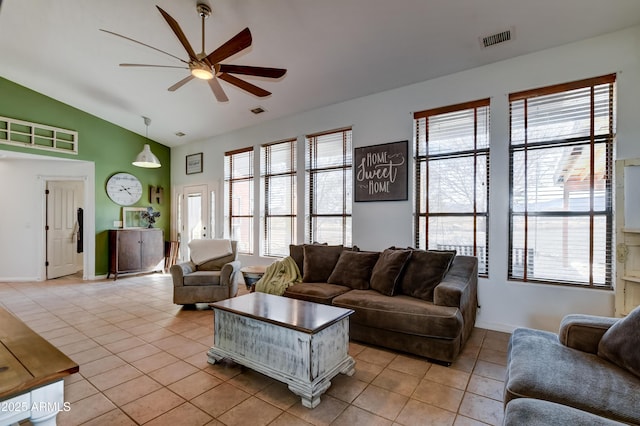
xmin=0 ymin=77 xmax=171 ymax=275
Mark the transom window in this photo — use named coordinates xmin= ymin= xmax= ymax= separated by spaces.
xmin=305 ymin=128 xmax=352 ymax=246
xmin=508 ymin=74 xmax=615 ymax=287
xmin=261 ymin=139 xmax=297 ymax=257
xmin=414 ymin=99 xmax=490 ymax=276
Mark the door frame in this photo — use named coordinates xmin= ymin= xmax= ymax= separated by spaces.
xmin=46 ymin=180 xmax=84 ymax=279
xmin=173 ymin=181 xmax=220 ymax=262
xmin=39 ymin=174 xmax=95 ymax=281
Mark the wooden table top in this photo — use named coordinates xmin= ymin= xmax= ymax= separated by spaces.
xmin=0 ymin=307 xmax=79 ymax=400
xmin=211 ymin=293 xmax=354 ymax=334
xmin=240 ymin=265 xmax=268 ymax=274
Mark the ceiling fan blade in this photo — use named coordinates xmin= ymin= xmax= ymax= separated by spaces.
xmin=156 ymin=6 xmax=198 ymax=62
xmin=100 ymin=29 xmax=188 ymax=64
xmin=205 ymin=28 xmax=252 ymax=65
xmin=208 ymin=78 xmax=229 ymax=102
xmin=168 ymin=75 xmax=195 ymax=92
xmin=120 ymin=63 xmax=188 ymax=69
xmin=218 ymin=64 xmax=286 ymax=79
xmin=218 ymin=73 xmax=271 ymax=97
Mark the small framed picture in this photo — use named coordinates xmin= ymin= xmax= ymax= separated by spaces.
xmin=122 ymin=207 xmax=148 ymax=228
xmin=186 ymin=153 xmax=203 ymax=175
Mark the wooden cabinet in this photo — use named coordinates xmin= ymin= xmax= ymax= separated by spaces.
xmin=108 ymin=229 xmax=164 ymax=280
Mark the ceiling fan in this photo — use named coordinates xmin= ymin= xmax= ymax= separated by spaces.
xmin=100 ymin=3 xmax=286 ymax=102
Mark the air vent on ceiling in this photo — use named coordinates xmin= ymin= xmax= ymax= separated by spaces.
xmin=251 ymin=106 xmax=266 ymax=115
xmin=480 ymin=27 xmax=514 ymax=49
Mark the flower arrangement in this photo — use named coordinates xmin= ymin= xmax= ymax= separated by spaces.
xmin=140 ymin=206 xmax=160 ymax=228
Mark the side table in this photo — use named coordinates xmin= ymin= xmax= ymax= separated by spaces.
xmin=240 ymin=265 xmax=267 ymax=292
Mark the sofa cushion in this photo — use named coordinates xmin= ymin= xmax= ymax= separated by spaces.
xmin=289 ymin=244 xmax=307 ymax=275
xmin=400 ymin=249 xmax=456 ymax=301
xmin=598 ymin=306 xmax=640 ymax=378
xmin=183 ymin=270 xmax=221 ymax=286
xmin=283 ymin=283 xmax=351 ymax=305
xmin=504 ymin=399 xmax=627 ymax=426
xmin=327 ymin=250 xmax=380 ymax=290
xmin=505 ymin=327 xmax=640 ymax=425
xmin=332 ymin=290 xmax=462 ymax=339
xmin=302 ymin=244 xmax=343 ymax=282
xmin=369 ymin=248 xmax=412 ymax=296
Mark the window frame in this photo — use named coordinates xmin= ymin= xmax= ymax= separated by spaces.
xmin=224 ymin=146 xmax=254 ymax=255
xmin=508 ymin=74 xmax=616 ymax=288
xmin=260 ymin=138 xmax=297 ymax=257
xmin=414 ymin=99 xmax=491 ymax=277
xmin=305 ymin=127 xmax=353 ymax=246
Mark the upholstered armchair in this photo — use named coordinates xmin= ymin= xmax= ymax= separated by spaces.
xmin=170 ymin=239 xmax=241 ymax=305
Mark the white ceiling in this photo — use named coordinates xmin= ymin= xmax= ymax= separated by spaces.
xmin=1 ymin=0 xmax=640 ymax=148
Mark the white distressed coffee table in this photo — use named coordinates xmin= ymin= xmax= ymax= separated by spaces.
xmin=208 ymin=292 xmax=355 ymax=408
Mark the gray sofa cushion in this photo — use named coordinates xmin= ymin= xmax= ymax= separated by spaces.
xmin=504 ymin=399 xmax=627 ymax=426
xmin=327 ymin=250 xmax=380 ymax=289
xmin=332 ymin=290 xmax=462 ymax=339
xmin=598 ymin=306 xmax=640 ymax=378
xmin=183 ymin=270 xmax=221 ymax=286
xmin=399 ymin=249 xmax=455 ymax=301
xmin=283 ymin=282 xmax=351 ymax=305
xmin=505 ymin=327 xmax=640 ymax=425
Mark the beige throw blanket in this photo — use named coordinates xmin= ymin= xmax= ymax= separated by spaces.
xmin=188 ymin=239 xmax=233 ymax=266
xmin=255 ymin=256 xmax=302 ymax=296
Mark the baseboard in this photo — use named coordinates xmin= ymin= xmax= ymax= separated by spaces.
xmin=475 ymin=319 xmax=517 ymax=334
xmin=0 ymin=276 xmax=41 ymax=282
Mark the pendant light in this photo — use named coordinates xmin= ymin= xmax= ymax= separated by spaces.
xmin=133 ymin=116 xmax=161 ymax=168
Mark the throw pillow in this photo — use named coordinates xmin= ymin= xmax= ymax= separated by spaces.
xmin=370 ymin=248 xmax=412 ymax=296
xmin=302 ymin=244 xmax=344 ymax=282
xmin=597 ymin=306 xmax=640 ymax=378
xmin=289 ymin=244 xmax=306 ymax=275
xmin=289 ymin=242 xmax=328 ymax=276
xmin=399 ymin=250 xmax=456 ymax=302
xmin=327 ymin=250 xmax=380 ymax=289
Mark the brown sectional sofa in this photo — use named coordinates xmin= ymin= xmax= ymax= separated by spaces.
xmin=282 ymin=244 xmax=478 ymax=364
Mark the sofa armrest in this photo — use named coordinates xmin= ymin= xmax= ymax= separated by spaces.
xmin=220 ymin=260 xmax=241 ymax=296
xmin=434 ymin=256 xmax=478 ymax=309
xmin=558 ymin=314 xmax=618 ymax=354
xmin=169 ymin=261 xmax=196 ymax=288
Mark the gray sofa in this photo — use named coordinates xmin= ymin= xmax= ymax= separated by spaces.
xmin=282 ymin=244 xmax=478 ymax=364
xmin=503 ymin=311 xmax=640 ymax=425
xmin=170 ymin=240 xmax=241 ymax=305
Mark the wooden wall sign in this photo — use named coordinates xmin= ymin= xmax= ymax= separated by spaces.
xmin=354 ymin=140 xmax=408 ymax=202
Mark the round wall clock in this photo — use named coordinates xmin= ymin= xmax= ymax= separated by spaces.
xmin=106 ymin=172 xmax=143 ymax=206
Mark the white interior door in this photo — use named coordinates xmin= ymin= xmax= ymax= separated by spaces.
xmin=47 ymin=180 xmax=83 ymax=279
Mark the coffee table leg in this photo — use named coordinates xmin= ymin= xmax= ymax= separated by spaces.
xmin=288 ymin=380 xmax=332 ymax=409
xmin=207 ymin=347 xmax=225 ymax=365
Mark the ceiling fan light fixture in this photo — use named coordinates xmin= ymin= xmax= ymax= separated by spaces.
xmin=190 ymin=64 xmax=213 ymax=80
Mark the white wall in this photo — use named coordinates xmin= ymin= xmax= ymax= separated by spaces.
xmin=0 ymin=154 xmax=95 ymax=281
xmin=172 ymin=26 xmax=640 ymax=332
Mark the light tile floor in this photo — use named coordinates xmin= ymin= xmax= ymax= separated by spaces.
xmin=0 ymin=273 xmax=510 ymax=426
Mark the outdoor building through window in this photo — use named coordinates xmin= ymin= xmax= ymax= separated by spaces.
xmin=261 ymin=139 xmax=297 ymax=257
xmin=509 ymin=74 xmax=616 ymax=287
xmin=224 ymin=147 xmax=254 ymax=254
xmin=306 ymin=128 xmax=352 ymax=246
xmin=414 ymin=99 xmax=490 ymax=276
